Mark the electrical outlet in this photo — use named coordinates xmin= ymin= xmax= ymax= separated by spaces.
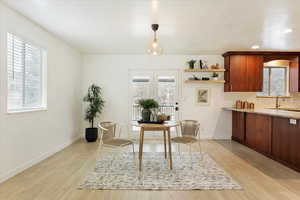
xmin=289 ymin=119 xmax=297 ymax=125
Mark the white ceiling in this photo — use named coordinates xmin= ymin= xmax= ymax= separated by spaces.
xmin=3 ymin=0 xmax=300 ymax=54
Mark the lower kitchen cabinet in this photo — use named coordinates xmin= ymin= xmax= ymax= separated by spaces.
xmin=231 ymin=111 xmax=300 ymax=172
xmin=272 ymin=117 xmax=300 ymax=170
xmin=232 ymin=111 xmax=245 ymax=143
xmin=245 ymin=113 xmax=272 ymax=155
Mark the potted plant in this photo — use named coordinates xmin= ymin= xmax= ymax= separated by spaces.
xmin=212 ymin=72 xmax=219 ymax=80
xmin=137 ymin=99 xmax=159 ymax=122
xmin=83 ymin=84 xmax=105 ymax=142
xmin=187 ymin=60 xmax=197 ymax=69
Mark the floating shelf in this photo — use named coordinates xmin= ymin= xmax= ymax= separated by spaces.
xmin=184 ymin=68 xmax=226 ymax=72
xmin=185 ymin=80 xmax=226 ymax=83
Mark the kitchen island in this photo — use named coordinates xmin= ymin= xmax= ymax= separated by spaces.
xmin=224 ymin=107 xmax=300 ymax=173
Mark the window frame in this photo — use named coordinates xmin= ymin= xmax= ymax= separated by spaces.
xmin=257 ymin=66 xmax=289 ymax=98
xmin=6 ymin=32 xmax=48 ymax=114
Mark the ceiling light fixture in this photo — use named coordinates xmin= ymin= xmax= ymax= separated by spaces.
xmin=148 ymin=24 xmax=163 ymax=55
xmin=284 ymin=28 xmax=293 ymax=34
xmin=251 ymin=45 xmax=260 ymax=49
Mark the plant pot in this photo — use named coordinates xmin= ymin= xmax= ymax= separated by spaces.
xmin=189 ymin=63 xmax=195 ymax=69
xmin=142 ymin=109 xmax=151 ymax=122
xmin=85 ymin=128 xmax=98 ymax=142
xmin=212 ymin=77 xmax=219 ymax=80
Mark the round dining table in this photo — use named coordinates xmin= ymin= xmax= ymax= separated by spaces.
xmin=132 ymin=121 xmax=179 ymax=171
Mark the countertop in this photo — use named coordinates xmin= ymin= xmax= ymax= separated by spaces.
xmin=223 ymin=107 xmax=300 ymax=120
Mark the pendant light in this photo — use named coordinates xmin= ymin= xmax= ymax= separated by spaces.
xmin=148 ymin=24 xmax=163 ymax=55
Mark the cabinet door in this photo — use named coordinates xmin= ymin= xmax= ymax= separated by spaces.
xmin=232 ymin=111 xmax=245 ymax=143
xmin=246 ymin=113 xmax=272 ymax=155
xmin=226 ymin=55 xmax=263 ymax=92
xmin=229 ymin=55 xmax=248 ymax=91
xmin=289 ymin=57 xmax=300 ymax=92
xmin=272 ymin=117 xmax=300 ymax=168
xmin=246 ymin=56 xmax=264 ymax=92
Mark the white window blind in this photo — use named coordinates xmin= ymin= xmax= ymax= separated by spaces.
xmin=7 ymin=33 xmax=46 ymax=112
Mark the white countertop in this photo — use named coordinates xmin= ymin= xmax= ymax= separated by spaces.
xmin=223 ymin=107 xmax=300 ymax=120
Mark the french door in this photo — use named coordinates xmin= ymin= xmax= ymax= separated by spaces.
xmin=129 ymin=69 xmax=180 ymax=126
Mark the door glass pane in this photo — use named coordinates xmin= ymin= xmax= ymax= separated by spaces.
xmin=157 ymin=76 xmax=176 ymax=121
xmin=131 ymin=76 xmax=152 ymax=121
xmin=270 ymin=68 xmax=286 ymax=96
xmin=157 ymin=76 xmax=175 ymax=105
xmin=132 ymin=76 xmax=151 ymax=103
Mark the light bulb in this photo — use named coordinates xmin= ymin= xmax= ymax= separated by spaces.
xmin=148 ymin=37 xmax=163 ymax=55
xmin=284 ymin=28 xmax=293 ymax=34
xmin=152 ymin=41 xmax=158 ymax=48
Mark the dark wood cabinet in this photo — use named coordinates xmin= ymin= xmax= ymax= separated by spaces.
xmin=245 ymin=113 xmax=272 ymax=155
xmin=232 ymin=111 xmax=245 ymax=143
xmin=289 ymin=57 xmax=300 ymax=92
xmin=224 ymin=55 xmax=263 ymax=92
xmin=224 ymin=51 xmax=300 ymax=92
xmin=272 ymin=117 xmax=300 ymax=170
xmin=231 ymin=110 xmax=300 ymax=173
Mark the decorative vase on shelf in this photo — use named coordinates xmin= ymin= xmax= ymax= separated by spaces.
xmin=199 ymin=60 xmax=203 ymax=69
xmin=187 ymin=60 xmax=196 ymax=69
xmin=212 ymin=72 xmax=219 ymax=80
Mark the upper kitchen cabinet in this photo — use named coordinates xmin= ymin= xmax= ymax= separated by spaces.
xmin=223 ymin=51 xmax=300 ymax=93
xmin=289 ymin=57 xmax=300 ymax=92
xmin=223 ymin=53 xmax=263 ymax=92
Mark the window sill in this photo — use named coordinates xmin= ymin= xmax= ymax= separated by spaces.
xmin=7 ymin=107 xmax=48 ymax=114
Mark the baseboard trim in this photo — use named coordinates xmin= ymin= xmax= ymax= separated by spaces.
xmin=0 ymin=134 xmax=81 ymax=184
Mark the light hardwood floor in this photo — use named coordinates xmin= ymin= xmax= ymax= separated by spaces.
xmin=1 ymin=139 xmax=300 ymax=200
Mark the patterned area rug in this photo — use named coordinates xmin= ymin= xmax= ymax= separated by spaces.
xmin=79 ymin=152 xmax=242 ymax=190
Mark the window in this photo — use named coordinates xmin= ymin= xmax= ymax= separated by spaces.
xmin=257 ymin=67 xmax=288 ymax=97
xmin=7 ymin=33 xmax=47 ymax=112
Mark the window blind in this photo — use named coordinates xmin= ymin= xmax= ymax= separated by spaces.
xmin=7 ymin=33 xmax=44 ymax=111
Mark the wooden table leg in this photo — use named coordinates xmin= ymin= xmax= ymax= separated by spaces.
xmin=163 ymin=130 xmax=167 ymax=159
xmin=139 ymin=128 xmax=144 ymax=171
xmin=167 ymin=128 xmax=173 ymax=170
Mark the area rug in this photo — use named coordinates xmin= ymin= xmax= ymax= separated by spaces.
xmin=79 ymin=152 xmax=242 ymax=190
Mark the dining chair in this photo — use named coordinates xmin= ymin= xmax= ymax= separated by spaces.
xmin=171 ymin=120 xmax=202 ymax=162
xmin=98 ymin=121 xmax=135 ymax=160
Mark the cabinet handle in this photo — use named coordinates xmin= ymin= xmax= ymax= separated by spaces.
xmin=230 ymin=84 xmax=233 ymax=91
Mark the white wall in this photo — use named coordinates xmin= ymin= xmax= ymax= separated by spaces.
xmin=81 ymin=55 xmax=300 ymax=140
xmin=82 ymin=55 xmax=236 ymax=139
xmin=0 ymin=3 xmax=82 ymax=182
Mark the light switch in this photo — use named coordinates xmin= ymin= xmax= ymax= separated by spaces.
xmin=289 ymin=119 xmax=297 ymax=125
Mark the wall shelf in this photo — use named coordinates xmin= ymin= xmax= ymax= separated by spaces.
xmin=184 ymin=68 xmax=226 ymax=72
xmin=185 ymin=80 xmax=226 ymax=83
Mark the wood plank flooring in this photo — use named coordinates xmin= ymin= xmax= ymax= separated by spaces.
xmin=1 ymin=139 xmax=300 ymax=200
